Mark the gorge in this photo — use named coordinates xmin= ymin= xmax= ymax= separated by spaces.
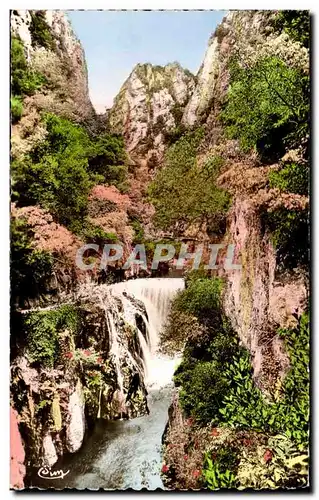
xmin=10 ymin=9 xmax=310 ymax=491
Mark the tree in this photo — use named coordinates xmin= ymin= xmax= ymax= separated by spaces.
xmin=12 ymin=114 xmax=96 ymax=229
xmin=221 ymin=56 xmax=309 ymax=160
xmin=148 ymin=129 xmax=230 ymax=233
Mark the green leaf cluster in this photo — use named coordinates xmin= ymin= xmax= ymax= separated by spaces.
xmin=273 ymin=10 xmax=310 ymax=48
xmin=11 ymin=36 xmax=46 ymax=97
xmin=221 ymin=56 xmax=309 ymax=160
xmin=202 ymin=447 xmax=238 ymax=489
xmin=148 ymin=129 xmax=230 ymax=232
xmin=263 ymin=208 xmax=309 ymax=270
xmin=30 ymin=10 xmax=55 ymax=50
xmin=12 ymin=113 xmax=127 ymax=231
xmin=25 ymin=305 xmax=80 ymax=367
xmin=269 ymin=162 xmax=308 ymax=195
xmin=219 ymin=312 xmax=309 ymax=450
xmin=10 ymin=217 xmax=53 ymax=308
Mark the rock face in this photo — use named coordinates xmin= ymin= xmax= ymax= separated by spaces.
xmin=11 ymin=10 xmax=94 ymax=158
xmin=10 ymin=284 xmax=150 ymax=475
xmin=65 ymin=380 xmax=85 ymax=453
xmin=217 ymin=160 xmax=308 ymax=394
xmin=182 ymin=10 xmax=275 ymax=127
xmin=109 ymin=63 xmax=195 ymax=160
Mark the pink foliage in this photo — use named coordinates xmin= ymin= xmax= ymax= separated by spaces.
xmin=90 ymin=185 xmax=131 ymax=211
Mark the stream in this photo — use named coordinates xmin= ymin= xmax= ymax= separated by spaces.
xmin=30 ymin=278 xmax=184 ymax=490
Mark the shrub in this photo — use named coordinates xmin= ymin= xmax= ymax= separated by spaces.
xmin=88 ymin=134 xmax=128 ymax=189
xmin=221 ymin=56 xmax=309 ymax=160
xmin=30 ymin=10 xmax=55 ymax=50
xmin=175 ymin=360 xmax=230 ymax=425
xmin=269 ymin=162 xmax=308 ymax=195
xmin=12 ymin=113 xmax=96 ymax=228
xmin=25 ymin=305 xmax=80 ymax=367
xmin=273 ymin=10 xmax=310 ymax=48
xmin=10 ymin=216 xmax=53 ymax=308
xmin=80 ymin=221 xmax=117 ymax=245
xmin=202 ymin=446 xmax=239 ymax=489
xmin=12 ymin=113 xmax=129 ymax=230
xmin=173 ymin=277 xmax=224 ymax=320
xmin=148 ymin=130 xmax=230 ymax=232
xmin=219 ymin=312 xmax=309 ymax=450
xmin=263 ymin=208 xmax=309 ymax=270
xmin=10 ymin=95 xmax=23 ymax=122
xmin=11 ymin=36 xmax=46 ymax=96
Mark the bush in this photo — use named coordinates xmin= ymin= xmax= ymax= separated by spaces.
xmin=219 ymin=312 xmax=309 ymax=450
xmin=11 ymin=36 xmax=46 ymax=96
xmin=269 ymin=162 xmax=308 ymax=195
xmin=273 ymin=10 xmax=310 ymax=48
xmin=10 ymin=217 xmax=53 ymax=308
xmin=175 ymin=359 xmax=231 ymax=425
xmin=12 ymin=113 xmax=97 ymax=228
xmin=10 ymin=95 xmax=23 ymax=123
xmin=166 ymin=272 xmax=309 ymax=450
xmin=25 ymin=305 xmax=80 ymax=367
xmin=30 ymin=10 xmax=55 ymax=50
xmin=173 ymin=277 xmax=224 ymax=321
xmin=202 ymin=446 xmax=239 ymax=489
xmin=80 ymin=221 xmax=117 ymax=246
xmin=88 ymin=134 xmax=128 ymax=190
xmin=221 ymin=56 xmax=309 ymax=160
xmin=263 ymin=208 xmax=309 ymax=270
xmin=12 ymin=113 xmax=129 ymax=230
xmin=148 ymin=129 xmax=230 ymax=232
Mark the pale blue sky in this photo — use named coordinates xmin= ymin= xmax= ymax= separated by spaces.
xmin=67 ymin=10 xmax=226 ymax=113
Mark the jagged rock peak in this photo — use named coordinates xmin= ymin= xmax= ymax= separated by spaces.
xmin=109 ymin=61 xmax=196 ymax=155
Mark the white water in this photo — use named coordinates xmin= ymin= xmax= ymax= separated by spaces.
xmin=110 ymin=278 xmax=184 ymax=388
xmin=31 ymin=277 xmax=185 ymax=490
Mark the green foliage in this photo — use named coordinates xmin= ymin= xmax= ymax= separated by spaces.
xmin=173 ymin=277 xmax=224 ymax=320
xmin=269 ymin=162 xmax=308 ymax=195
xmin=10 ymin=217 xmax=53 ymax=308
xmin=202 ymin=447 xmax=238 ymax=489
xmin=25 ymin=305 xmax=80 ymax=367
xmin=274 ymin=10 xmax=310 ymax=48
xmin=175 ymin=359 xmax=230 ymax=425
xmin=88 ymin=134 xmax=128 ymax=191
xmin=30 ymin=11 xmax=55 ymax=50
xmin=10 ymin=95 xmax=23 ymax=123
xmin=148 ymin=129 xmax=230 ymax=232
xmin=11 ymin=36 xmax=46 ymax=98
xmin=79 ymin=221 xmax=117 ymax=245
xmin=130 ymin=218 xmax=145 ymax=244
xmin=263 ymin=208 xmax=309 ymax=269
xmin=169 ymin=271 xmax=309 ymax=449
xmin=221 ymin=56 xmax=309 ymax=159
xmin=219 ymin=313 xmax=309 ymax=450
xmin=12 ymin=113 xmax=96 ymax=228
xmin=170 ymin=275 xmax=239 ymax=424
xmin=12 ymin=113 xmax=128 ymax=230
xmin=237 ymin=434 xmax=308 ymax=489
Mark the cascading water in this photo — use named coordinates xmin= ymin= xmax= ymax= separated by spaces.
xmin=35 ymin=278 xmax=184 ymax=490
xmin=111 ymin=278 xmax=184 ymax=388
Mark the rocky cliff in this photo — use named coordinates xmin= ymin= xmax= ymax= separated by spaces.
xmin=11 ymin=10 xmax=94 ymax=158
xmin=109 ymin=62 xmax=195 ymax=163
xmin=10 ymin=9 xmax=309 ymax=490
xmin=182 ymin=11 xmax=275 ymax=127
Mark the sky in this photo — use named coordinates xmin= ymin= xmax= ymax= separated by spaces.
xmin=67 ymin=10 xmax=226 ymax=113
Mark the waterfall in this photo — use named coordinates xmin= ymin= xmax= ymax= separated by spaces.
xmin=77 ymin=277 xmax=184 ymax=398
xmin=110 ymin=278 xmax=184 ymax=388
